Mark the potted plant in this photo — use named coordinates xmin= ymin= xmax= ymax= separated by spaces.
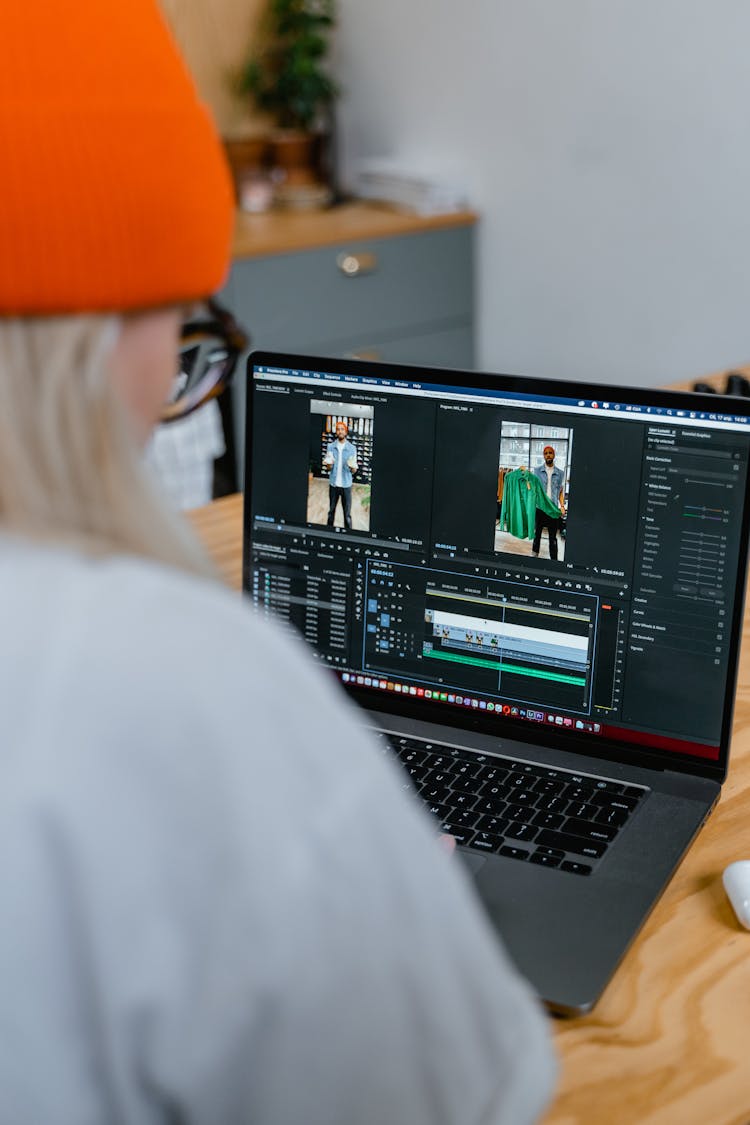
xmin=238 ymin=0 xmax=338 ymax=206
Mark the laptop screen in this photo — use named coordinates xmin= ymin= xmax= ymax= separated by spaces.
xmin=244 ymin=353 xmax=750 ymax=774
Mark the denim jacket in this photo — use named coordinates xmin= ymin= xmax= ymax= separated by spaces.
xmin=533 ymin=464 xmax=564 ymax=509
xmin=326 ymin=439 xmax=358 ymax=488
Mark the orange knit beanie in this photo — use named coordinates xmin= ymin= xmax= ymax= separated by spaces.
xmin=0 ymin=2 xmax=234 ymax=314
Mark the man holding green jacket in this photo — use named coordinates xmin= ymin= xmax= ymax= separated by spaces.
xmin=532 ymin=445 xmax=566 ymax=559
xmin=498 ymin=466 xmax=561 ymax=545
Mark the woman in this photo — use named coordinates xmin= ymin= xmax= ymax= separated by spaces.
xmin=0 ymin=4 xmax=555 ymax=1122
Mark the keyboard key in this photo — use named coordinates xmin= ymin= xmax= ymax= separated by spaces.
xmin=405 ymin=764 xmax=432 ymax=785
xmin=476 ymin=814 xmax=509 ymax=835
xmin=399 ymin=749 xmax=426 ymax=765
xmin=560 ymin=860 xmax=593 ymax=876
xmin=505 ymin=803 xmax=536 ymax=824
xmin=422 ymin=784 xmax=453 ymax=805
xmin=482 ymin=782 xmax=511 ymax=801
xmin=566 ymin=800 xmax=598 ymax=820
xmin=564 ymin=784 xmax=597 ymax=803
xmin=446 ymin=807 xmax=481 ymax=828
xmin=477 ymin=797 xmax=509 ymax=816
xmin=537 ymin=795 xmax=566 ymax=814
xmin=470 ymin=831 xmax=505 ymax=853
xmin=563 ymin=817 xmax=617 ymax=843
xmin=442 ymin=824 xmax=476 ymax=847
xmin=622 ymin=785 xmax=646 ymax=801
xmin=590 ymin=779 xmax=625 ymax=794
xmin=475 ymin=766 xmax=508 ymax=784
xmin=505 ymin=821 xmax=539 ymax=843
xmin=593 ymin=792 xmax=639 ymax=812
xmin=450 ymin=775 xmax=484 ymax=796
xmin=530 ymin=852 xmax=562 ymax=868
xmin=533 ymin=778 xmax=566 ymax=795
xmin=446 ymin=747 xmax=482 ymax=763
xmin=420 ymin=755 xmax=452 ymax=772
xmin=597 ymin=805 xmax=629 ymax=828
xmin=449 ymin=778 xmax=479 ymax=796
xmin=449 ymin=792 xmax=478 ymax=812
xmin=535 ymin=829 xmax=606 ymax=859
xmin=452 ymin=760 xmax=483 ymax=780
xmin=508 ymin=762 xmax=538 ymax=776
xmin=509 ymin=789 xmax=538 ymax=806
xmin=425 ymin=802 xmax=450 ymax=821
xmin=499 ymin=845 xmax=530 ymax=861
xmin=575 ymin=775 xmax=620 ymax=792
xmin=533 ymin=811 xmax=564 ymax=830
xmin=450 ymin=748 xmax=480 ymax=764
xmin=429 ymin=771 xmax=454 ymax=788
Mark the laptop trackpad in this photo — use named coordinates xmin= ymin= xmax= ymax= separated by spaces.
xmin=457 ymin=850 xmax=487 ymax=878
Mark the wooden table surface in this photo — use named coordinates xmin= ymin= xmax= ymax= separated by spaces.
xmin=188 ymin=371 xmax=750 ymax=1123
xmin=232 ymin=201 xmax=478 ymax=260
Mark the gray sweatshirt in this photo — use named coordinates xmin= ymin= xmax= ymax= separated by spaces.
xmin=0 ymin=538 xmax=555 ymax=1124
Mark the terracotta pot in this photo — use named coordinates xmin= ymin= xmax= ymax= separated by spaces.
xmin=271 ymin=129 xmax=333 ymax=209
xmin=271 ymin=130 xmax=318 ymax=187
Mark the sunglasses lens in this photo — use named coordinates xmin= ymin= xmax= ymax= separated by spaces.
xmin=161 ymin=328 xmax=232 ymax=423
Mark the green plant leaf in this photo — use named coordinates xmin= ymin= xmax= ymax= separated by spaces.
xmin=235 ymin=0 xmax=338 ymax=129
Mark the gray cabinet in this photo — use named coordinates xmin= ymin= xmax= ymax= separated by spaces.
xmin=221 ymin=223 xmax=475 ymax=484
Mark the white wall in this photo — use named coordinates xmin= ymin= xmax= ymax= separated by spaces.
xmin=336 ymin=0 xmax=750 ymax=386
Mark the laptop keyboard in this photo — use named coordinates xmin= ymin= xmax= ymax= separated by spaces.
xmin=375 ymin=732 xmax=649 ymax=876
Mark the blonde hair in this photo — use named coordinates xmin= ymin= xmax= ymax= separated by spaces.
xmin=0 ymin=315 xmax=216 ymax=579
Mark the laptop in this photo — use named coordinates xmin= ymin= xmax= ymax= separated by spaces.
xmin=242 ymin=350 xmax=750 ymax=1015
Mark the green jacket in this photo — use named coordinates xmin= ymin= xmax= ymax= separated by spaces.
xmin=500 ymin=469 xmax=561 ymax=540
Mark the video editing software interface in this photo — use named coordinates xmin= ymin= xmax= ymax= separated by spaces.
xmin=246 ymin=360 xmax=750 ymax=763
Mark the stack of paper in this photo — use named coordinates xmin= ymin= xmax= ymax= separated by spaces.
xmin=354 ymin=159 xmax=468 ymax=216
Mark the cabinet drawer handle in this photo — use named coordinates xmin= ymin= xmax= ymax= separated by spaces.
xmin=337 ymin=251 xmax=378 ymax=277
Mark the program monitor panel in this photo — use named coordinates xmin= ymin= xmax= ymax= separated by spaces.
xmin=245 ymin=357 xmax=750 ymax=767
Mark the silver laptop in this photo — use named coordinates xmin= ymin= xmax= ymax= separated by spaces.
xmin=242 ymin=351 xmax=749 ymax=1015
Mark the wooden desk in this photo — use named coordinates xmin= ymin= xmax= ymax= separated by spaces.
xmin=189 ymin=492 xmax=244 ymax=591
xmin=189 ymin=484 xmax=750 ymax=1124
xmin=231 ymin=200 xmax=477 ymax=261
